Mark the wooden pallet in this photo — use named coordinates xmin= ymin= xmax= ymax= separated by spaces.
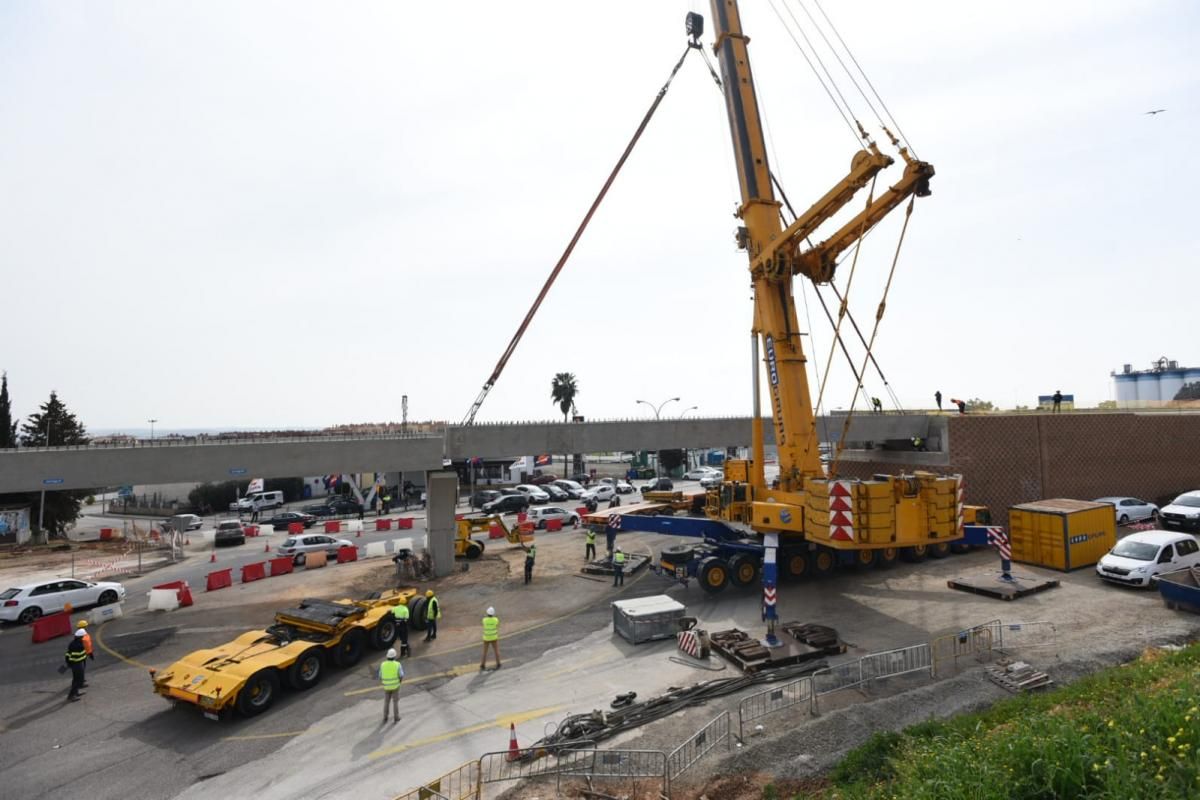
xmin=986 ymin=661 xmax=1054 ymax=693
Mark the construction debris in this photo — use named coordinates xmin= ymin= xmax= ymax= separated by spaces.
xmin=985 ymin=659 xmax=1054 ymax=693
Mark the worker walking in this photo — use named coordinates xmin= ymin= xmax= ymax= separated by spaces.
xmin=379 ymin=648 xmax=404 ymax=723
xmin=585 ymin=529 xmax=596 ymax=561
xmin=65 ymin=629 xmax=88 ymax=701
xmin=612 ymin=546 xmax=625 ymax=587
xmin=480 ymin=607 xmax=501 ymax=670
xmin=1052 ymin=390 xmax=1063 ymax=413
xmin=391 ymin=599 xmax=410 ymax=657
xmin=524 ymin=543 xmax=536 ymax=585
xmin=76 ymin=620 xmax=95 ymax=686
xmin=423 ymin=589 xmax=440 ymax=641
xmin=935 ymin=390 xmax=942 ymax=411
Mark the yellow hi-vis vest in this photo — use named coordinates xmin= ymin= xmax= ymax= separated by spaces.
xmin=379 ymin=659 xmax=403 ymax=690
xmin=614 ymin=551 xmax=626 ymax=565
xmin=586 ymin=531 xmax=595 ymax=545
xmin=482 ymin=615 xmax=500 ymax=642
xmin=392 ymin=604 xmax=409 ymax=620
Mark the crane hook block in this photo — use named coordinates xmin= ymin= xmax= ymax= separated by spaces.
xmin=686 ymin=12 xmax=704 ymax=44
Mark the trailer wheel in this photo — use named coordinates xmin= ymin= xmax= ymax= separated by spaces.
xmin=728 ymin=554 xmax=758 ymax=587
xmin=370 ymin=615 xmax=397 ymax=650
xmin=874 ymin=547 xmax=900 ymax=568
xmin=781 ymin=551 xmax=810 ymax=581
xmin=332 ymin=628 xmax=367 ymax=667
xmin=928 ymin=542 xmax=951 ymax=559
xmin=236 ymin=669 xmax=280 ymax=716
xmin=901 ymin=545 xmax=929 ymax=563
xmin=464 ymin=540 xmax=484 ymax=559
xmin=661 ymin=544 xmax=696 ymax=563
xmin=949 ymin=542 xmax=971 ymax=555
xmin=812 ymin=547 xmax=837 ymax=577
xmin=408 ymin=596 xmax=428 ymax=632
xmin=698 ymin=557 xmax=729 ymax=594
xmin=287 ymin=648 xmax=324 ymax=691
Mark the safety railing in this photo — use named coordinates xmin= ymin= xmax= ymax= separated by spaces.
xmin=667 ymin=710 xmax=732 ymax=781
xmin=393 ymin=760 xmax=479 ymax=800
xmin=557 ymin=749 xmax=669 ymax=796
xmin=931 ymin=620 xmax=997 ymax=678
xmin=859 ymin=642 xmax=933 ymax=684
xmin=979 ymin=621 xmax=1059 ymax=657
xmin=737 ymin=676 xmax=814 ymax=740
xmin=476 ymin=740 xmax=596 ymax=786
xmin=813 ymin=659 xmax=864 ymax=696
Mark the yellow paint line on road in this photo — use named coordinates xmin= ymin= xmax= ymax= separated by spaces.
xmin=540 ymin=651 xmax=611 ymax=680
xmin=367 ymin=705 xmax=564 ymax=761
xmin=95 ymin=620 xmax=154 ymax=670
xmin=222 ymin=728 xmax=327 ymax=742
xmin=343 ymin=663 xmax=481 ymax=696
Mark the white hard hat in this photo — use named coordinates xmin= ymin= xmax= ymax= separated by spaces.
xmin=486 ymin=606 xmax=495 ymax=616
xmin=386 ymin=648 xmax=397 ymax=659
xmin=75 ymin=629 xmax=86 ymax=637
xmin=615 ymin=546 xmax=622 ymax=552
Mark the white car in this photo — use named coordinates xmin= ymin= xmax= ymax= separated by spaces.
xmin=552 ymin=479 xmax=586 ymax=499
xmin=276 ymin=533 xmax=355 ymax=565
xmin=700 ymin=472 xmax=724 ymax=489
xmin=581 ymin=484 xmax=617 ymax=503
xmin=0 ymin=578 xmax=126 ymax=624
xmin=1095 ymin=531 xmax=1200 ymax=587
xmin=615 ymin=481 xmax=635 ymax=495
xmin=515 ymin=484 xmax=550 ymax=503
xmin=1094 ymin=496 xmax=1158 ymax=525
xmin=527 ymin=507 xmax=581 ymax=529
xmin=684 ymin=467 xmax=720 ymax=481
xmin=1160 ymin=491 xmax=1200 ymax=532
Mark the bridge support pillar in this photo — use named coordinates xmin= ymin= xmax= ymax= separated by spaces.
xmin=425 ymin=470 xmax=458 ymax=577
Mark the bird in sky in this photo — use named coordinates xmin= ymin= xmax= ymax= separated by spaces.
xmin=1145 ymin=109 xmax=1166 ymax=115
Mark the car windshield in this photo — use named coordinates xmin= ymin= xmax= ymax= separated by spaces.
xmin=0 ymin=588 xmax=19 ymax=600
xmin=1172 ymin=495 xmax=1200 ymax=508
xmin=1110 ymin=540 xmax=1160 ymax=561
xmin=282 ymin=538 xmax=296 ymax=547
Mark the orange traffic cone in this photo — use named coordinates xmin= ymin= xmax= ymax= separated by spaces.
xmin=264 ymin=541 xmax=271 ymax=552
xmin=184 ymin=538 xmax=190 ymax=546
xmin=506 ymin=722 xmax=521 ymax=762
xmin=356 ymin=529 xmax=362 ymax=538
xmin=209 ymin=550 xmax=217 ymax=563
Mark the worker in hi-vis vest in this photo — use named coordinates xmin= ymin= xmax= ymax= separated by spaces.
xmin=585 ymin=529 xmax=596 ymax=561
xmin=379 ymin=648 xmax=404 ymax=723
xmin=612 ymin=546 xmax=626 ymax=587
xmin=391 ymin=600 xmax=410 ymax=657
xmin=480 ymin=607 xmax=501 ymax=671
xmin=423 ymin=590 xmax=440 ymax=641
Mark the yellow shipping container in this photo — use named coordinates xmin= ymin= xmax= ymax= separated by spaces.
xmin=1008 ymin=499 xmax=1116 ymax=571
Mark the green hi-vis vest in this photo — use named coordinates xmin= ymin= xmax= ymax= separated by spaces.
xmin=426 ymin=597 xmax=441 ymax=620
xmin=379 ymin=660 xmax=402 ymax=690
xmin=614 ymin=551 xmax=626 ymax=565
xmin=482 ymin=615 xmax=500 ymax=642
xmin=586 ymin=531 xmax=596 ymax=544
xmin=527 ymin=545 xmax=536 ymax=560
xmin=392 ymin=604 xmax=410 ymax=620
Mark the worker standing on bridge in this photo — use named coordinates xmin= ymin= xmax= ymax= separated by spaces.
xmin=391 ymin=599 xmax=410 ymax=657
xmin=480 ymin=607 xmax=501 ymax=670
xmin=612 ymin=546 xmax=626 ymax=587
xmin=423 ymin=589 xmax=440 ymax=641
xmin=379 ymin=648 xmax=404 ymax=723
xmin=935 ymin=390 xmax=943 ymax=411
xmin=872 ymin=397 xmax=883 ymax=413
xmin=585 ymin=529 xmax=596 ymax=561
xmin=65 ymin=630 xmax=88 ymax=701
xmin=1053 ymin=390 xmax=1063 ymax=413
xmin=524 ymin=543 xmax=536 ymax=585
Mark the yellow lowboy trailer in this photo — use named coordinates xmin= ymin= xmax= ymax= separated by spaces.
xmin=151 ymin=587 xmax=416 ymax=719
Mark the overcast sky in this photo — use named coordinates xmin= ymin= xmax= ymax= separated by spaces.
xmin=2 ymin=1 xmax=1196 ymax=431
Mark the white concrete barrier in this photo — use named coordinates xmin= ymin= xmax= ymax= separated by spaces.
xmin=89 ymin=603 xmax=124 ymax=624
xmin=346 ymin=519 xmax=363 ymax=533
xmin=390 ymin=537 xmax=414 ymax=553
xmin=364 ymin=541 xmax=387 ymax=559
xmin=147 ymin=589 xmax=180 ymax=612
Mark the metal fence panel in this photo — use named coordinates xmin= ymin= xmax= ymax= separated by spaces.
xmin=990 ymin=621 xmax=1059 ymax=655
xmin=737 ymin=676 xmax=813 ymax=739
xmin=393 ymin=760 xmax=479 ymax=800
xmin=668 ymin=711 xmax=731 ymax=780
xmin=558 ymin=749 xmax=669 ymax=795
xmin=859 ymin=643 xmax=933 ymax=682
xmin=477 ymin=742 xmax=596 ymax=785
xmin=812 ymin=659 xmax=864 ymax=696
xmin=931 ymin=620 xmax=996 ymax=677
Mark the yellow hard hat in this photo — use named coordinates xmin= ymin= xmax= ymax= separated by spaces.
xmin=425 ymin=590 xmax=434 ymax=598
xmin=76 ymin=619 xmax=89 ymax=628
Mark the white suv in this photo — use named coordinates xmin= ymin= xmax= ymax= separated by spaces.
xmin=1096 ymin=531 xmax=1200 ymax=587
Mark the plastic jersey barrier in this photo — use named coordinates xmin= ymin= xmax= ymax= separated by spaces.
xmin=376 ymin=519 xmax=392 ymax=531
xmin=324 ymin=521 xmax=341 ymax=533
xmin=240 ymin=562 xmax=266 ymax=583
xmin=288 ymin=522 xmax=304 ymax=534
xmin=152 ymin=580 xmax=194 ymax=607
xmin=337 ymin=545 xmax=358 ymax=564
xmin=545 ymin=519 xmax=563 ymax=532
xmin=206 ymin=568 xmax=234 ymax=591
xmin=30 ymin=611 xmax=73 ymax=643
xmin=269 ymin=557 xmax=294 ymax=576
xmin=396 ymin=518 xmax=414 ymax=530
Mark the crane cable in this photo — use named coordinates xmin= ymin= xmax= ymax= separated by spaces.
xmin=829 ymin=196 xmax=916 ymax=477
xmin=461 ymin=43 xmax=700 ymax=425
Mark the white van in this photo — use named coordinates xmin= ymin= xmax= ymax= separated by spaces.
xmin=228 ymin=491 xmax=286 ymax=513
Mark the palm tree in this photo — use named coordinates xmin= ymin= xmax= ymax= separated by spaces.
xmin=551 ymin=373 xmax=578 ymax=480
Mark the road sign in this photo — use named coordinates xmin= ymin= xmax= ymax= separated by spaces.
xmin=228 ymin=468 xmax=247 ymax=476
xmin=42 ymin=478 xmax=64 ymax=486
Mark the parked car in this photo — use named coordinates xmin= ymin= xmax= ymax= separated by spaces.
xmin=529 ymin=473 xmax=560 ymax=486
xmin=515 ymin=484 xmax=550 ymax=503
xmin=214 ymin=520 xmax=246 ymax=546
xmin=1095 ymin=531 xmax=1200 ymax=587
xmin=168 ymin=513 xmax=203 ymax=531
xmin=276 ymin=533 xmax=355 ymax=565
xmin=1094 ymin=496 xmax=1159 ymax=525
xmin=640 ymin=477 xmax=675 ymax=495
xmin=263 ymin=511 xmax=316 ymax=531
xmin=470 ymin=490 xmax=503 ymax=510
xmin=552 ymin=480 xmax=586 ymax=499
xmin=0 ymin=578 xmax=126 ymax=624
xmin=570 ymin=473 xmax=593 ymax=487
xmin=615 ymin=481 xmax=635 ymax=495
xmin=683 ymin=467 xmax=721 ymax=481
xmin=482 ymin=493 xmax=531 ymax=515
xmin=1159 ymin=491 xmax=1200 ymax=532
xmin=302 ymin=498 xmax=364 ymax=517
xmin=700 ymin=472 xmax=724 ymax=489
xmin=228 ymin=490 xmax=286 ymax=514
xmin=581 ymin=484 xmax=617 ymax=503
xmin=527 ymin=507 xmax=581 ymax=529
xmin=541 ymin=484 xmax=569 ymax=502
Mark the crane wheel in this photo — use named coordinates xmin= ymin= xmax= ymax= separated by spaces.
xmin=781 ymin=551 xmax=810 ymax=581
xmin=698 ymin=557 xmax=729 ymax=594
xmin=900 ymin=545 xmax=929 ymax=563
xmin=662 ymin=544 xmax=696 ymax=564
xmin=874 ymin=548 xmax=900 ymax=568
xmin=728 ymin=554 xmax=758 ymax=587
xmin=370 ymin=616 xmax=397 ymax=649
xmin=928 ymin=542 xmax=952 ymax=559
xmin=853 ymin=549 xmax=876 ymax=568
xmin=812 ymin=547 xmax=837 ymax=577
xmin=465 ymin=541 xmax=484 ymax=559
xmin=236 ymin=669 xmax=280 ymax=716
xmin=287 ymin=648 xmax=324 ymax=691
xmin=333 ymin=628 xmax=367 ymax=667
xmin=408 ymin=597 xmax=429 ymax=632
xmin=950 ymin=542 xmax=972 ymax=555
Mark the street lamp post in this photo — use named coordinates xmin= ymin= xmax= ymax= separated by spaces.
xmin=635 ymin=397 xmax=681 ymax=477
xmin=678 ymin=405 xmax=698 ymax=418
xmin=39 ymin=418 xmax=51 ymax=534
xmin=148 ymin=418 xmax=158 ymax=440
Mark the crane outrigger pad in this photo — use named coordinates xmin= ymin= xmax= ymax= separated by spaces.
xmin=581 ymin=553 xmax=650 ymax=576
xmin=710 ymin=625 xmax=843 ymax=673
xmin=947 ymin=570 xmax=1060 ymax=601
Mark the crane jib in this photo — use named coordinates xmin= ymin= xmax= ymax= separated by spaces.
xmin=764 ymin=334 xmax=785 ymax=443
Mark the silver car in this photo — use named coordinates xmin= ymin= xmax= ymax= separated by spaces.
xmin=276 ymin=533 xmax=354 ymax=565
xmin=1094 ymin=496 xmax=1159 ymax=525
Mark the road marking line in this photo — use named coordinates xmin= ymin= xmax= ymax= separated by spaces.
xmin=540 ymin=651 xmax=610 ymax=680
xmin=367 ymin=705 xmax=564 ymax=761
xmin=95 ymin=620 xmax=154 ymax=670
xmin=221 ymin=728 xmax=327 ymax=742
xmin=343 ymin=663 xmax=481 ymax=696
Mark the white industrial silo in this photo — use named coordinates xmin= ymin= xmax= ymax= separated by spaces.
xmin=1136 ymin=373 xmax=1161 ymax=404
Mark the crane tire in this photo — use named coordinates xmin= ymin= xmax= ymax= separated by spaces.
xmin=698 ymin=557 xmax=729 ymax=594
xmin=874 ymin=547 xmax=900 ymax=568
xmin=465 ymin=541 xmax=484 ymax=559
xmin=928 ymin=542 xmax=952 ymax=559
xmin=727 ymin=554 xmax=758 ymax=587
xmin=781 ymin=550 xmax=810 ymax=581
xmin=950 ymin=542 xmax=972 ymax=555
xmin=661 ymin=544 xmax=695 ymax=563
xmin=332 ymin=628 xmax=367 ymax=668
xmin=901 ymin=545 xmax=929 ymax=563
xmin=408 ymin=597 xmax=428 ymax=632
xmin=812 ymin=547 xmax=837 ymax=577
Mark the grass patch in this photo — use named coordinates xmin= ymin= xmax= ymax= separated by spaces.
xmin=821 ymin=644 xmax=1200 ymax=799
